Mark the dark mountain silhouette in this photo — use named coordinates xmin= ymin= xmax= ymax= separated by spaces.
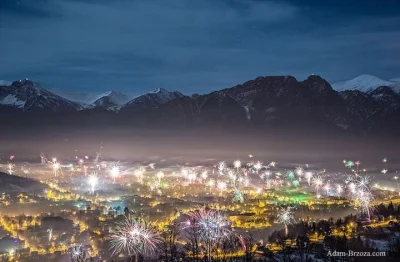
xmin=1 ymin=75 xmax=399 ymax=134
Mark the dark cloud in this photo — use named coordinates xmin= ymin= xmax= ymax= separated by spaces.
xmin=0 ymin=0 xmax=59 ymax=18
xmin=0 ymin=0 xmax=399 ymax=95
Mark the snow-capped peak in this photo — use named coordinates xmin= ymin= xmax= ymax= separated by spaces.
xmin=89 ymin=90 xmax=131 ymax=111
xmin=119 ymin=88 xmax=184 ymax=113
xmin=0 ymin=79 xmax=81 ymax=112
xmin=50 ymin=89 xmax=131 ymax=108
xmin=93 ymin=90 xmax=130 ymax=105
xmin=332 ymin=75 xmax=400 ymax=93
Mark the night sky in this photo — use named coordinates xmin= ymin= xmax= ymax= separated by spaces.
xmin=0 ymin=0 xmax=399 ymax=95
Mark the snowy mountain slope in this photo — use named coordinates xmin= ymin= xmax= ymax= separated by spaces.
xmin=0 ymin=79 xmax=81 ymax=113
xmin=137 ymin=74 xmax=400 ymax=132
xmin=89 ymin=90 xmax=131 ymax=111
xmin=1 ymin=76 xmax=400 ymax=134
xmin=119 ymin=88 xmax=184 ymax=113
xmin=50 ymin=89 xmax=131 ymax=111
xmin=333 ymin=75 xmax=400 ymax=93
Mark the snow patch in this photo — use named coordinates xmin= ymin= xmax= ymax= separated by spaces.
xmin=243 ymin=105 xmax=251 ymax=120
xmin=332 ymin=75 xmax=400 ymax=94
xmin=50 ymin=89 xmax=131 ymax=109
xmin=0 ymin=94 xmax=25 ymax=107
xmin=336 ymin=123 xmax=350 ymax=130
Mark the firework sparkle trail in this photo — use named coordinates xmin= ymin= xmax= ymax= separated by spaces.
xmin=277 ymin=207 xmax=295 ymax=236
xmin=110 ymin=216 xmax=161 ymax=258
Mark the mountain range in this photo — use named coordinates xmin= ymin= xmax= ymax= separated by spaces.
xmin=1 ymin=75 xmax=399 ymax=134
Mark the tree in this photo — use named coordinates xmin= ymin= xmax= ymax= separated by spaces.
xmin=243 ymin=234 xmax=257 ymax=262
xmin=388 ymin=236 xmax=400 ymax=259
xmin=388 ymin=202 xmax=395 ymax=216
xmin=296 ymin=236 xmax=311 ymax=262
xmin=124 ymin=206 xmax=130 ymax=217
xmin=184 ymin=220 xmax=201 ymax=262
xmin=159 ymin=221 xmax=181 ymax=262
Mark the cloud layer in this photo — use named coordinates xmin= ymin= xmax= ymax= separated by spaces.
xmin=0 ymin=0 xmax=399 ymax=94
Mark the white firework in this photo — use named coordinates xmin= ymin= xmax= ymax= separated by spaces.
xmin=7 ymin=163 xmax=14 ymax=175
xmin=277 ymin=207 xmax=295 ymax=236
xmin=348 ymin=182 xmax=356 ymax=194
xmin=295 ymin=166 xmax=304 ymax=176
xmin=88 ymin=173 xmax=98 ymax=194
xmin=187 ymin=171 xmax=197 ymax=183
xmin=156 ymin=171 xmax=164 ymax=183
xmin=324 ymin=183 xmax=330 ymax=196
xmin=134 ymin=167 xmax=145 ymax=183
xmin=53 ymin=161 xmax=60 ymax=177
xmin=217 ymin=181 xmax=227 ymax=192
xmin=355 ymin=188 xmax=374 ymax=220
xmin=305 ymin=172 xmax=313 ymax=186
xmin=70 ymin=244 xmax=88 ymax=262
xmin=253 ymin=161 xmax=263 ymax=173
xmin=346 ymin=174 xmax=374 ymax=220
xmin=356 ymin=176 xmax=370 ymax=191
xmin=48 ymin=228 xmax=53 ymax=242
xmin=201 ymin=171 xmax=208 ymax=180
xmin=233 ymin=160 xmax=241 ymax=170
xmin=110 ymin=165 xmax=120 ymax=183
xmin=110 ymin=217 xmax=161 ymax=257
xmin=336 ymin=184 xmax=343 ymax=197
xmin=242 ymin=176 xmax=251 ymax=188
xmin=218 ymin=161 xmax=226 ymax=173
xmin=184 ymin=208 xmax=234 ymax=259
xmin=312 ymin=176 xmax=323 ymax=194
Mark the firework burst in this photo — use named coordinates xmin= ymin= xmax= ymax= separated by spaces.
xmin=184 ymin=208 xmax=234 ymax=259
xmin=110 ymin=217 xmax=161 ymax=257
xmin=134 ymin=167 xmax=145 ymax=183
xmin=336 ymin=184 xmax=343 ymax=197
xmin=156 ymin=171 xmax=164 ymax=183
xmin=88 ymin=173 xmax=98 ymax=194
xmin=217 ymin=181 xmax=227 ymax=192
xmin=277 ymin=207 xmax=295 ymax=236
xmin=70 ymin=244 xmax=88 ymax=262
xmin=253 ymin=161 xmax=263 ymax=173
xmin=345 ymin=160 xmax=355 ymax=169
xmin=295 ymin=166 xmax=304 ymax=176
xmin=7 ymin=162 xmax=14 ymax=175
xmin=233 ymin=160 xmax=241 ymax=170
xmin=305 ymin=172 xmax=313 ymax=186
xmin=52 ymin=159 xmax=60 ymax=177
xmin=47 ymin=228 xmax=53 ymax=242
xmin=312 ymin=176 xmax=323 ymax=194
xmin=110 ymin=164 xmax=120 ymax=183
xmin=217 ymin=161 xmax=226 ymax=173
xmin=354 ymin=176 xmax=373 ymax=220
xmin=232 ymin=188 xmax=244 ymax=203
xmin=286 ymin=170 xmax=295 ymax=180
